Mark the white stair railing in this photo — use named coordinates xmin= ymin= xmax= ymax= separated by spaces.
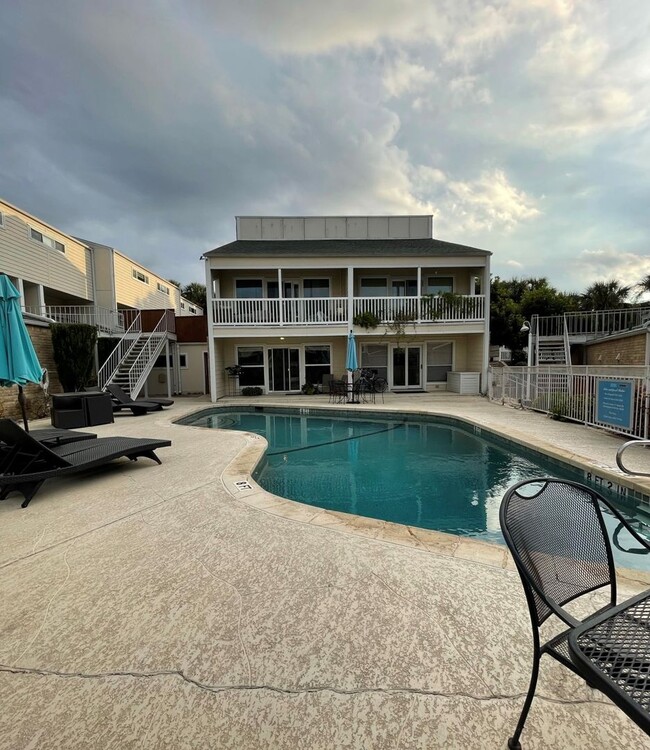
xmin=97 ymin=312 xmax=142 ymax=389
xmin=128 ymin=312 xmax=170 ymax=398
xmin=563 ymin=317 xmax=571 ymax=366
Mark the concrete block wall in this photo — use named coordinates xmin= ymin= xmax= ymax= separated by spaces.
xmin=0 ymin=323 xmax=61 ymax=421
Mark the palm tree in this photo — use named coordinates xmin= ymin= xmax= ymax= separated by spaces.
xmin=580 ymin=280 xmax=631 ymax=311
xmin=634 ymin=273 xmax=650 ymax=301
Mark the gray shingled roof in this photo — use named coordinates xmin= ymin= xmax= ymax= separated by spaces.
xmin=203 ymin=238 xmax=491 ymax=258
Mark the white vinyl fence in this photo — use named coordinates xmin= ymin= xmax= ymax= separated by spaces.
xmin=489 ymin=365 xmax=650 ymax=439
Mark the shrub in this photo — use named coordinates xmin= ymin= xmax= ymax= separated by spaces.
xmin=241 ymin=386 xmax=263 ymax=396
xmin=51 ymin=323 xmax=98 ymax=392
xmin=353 ymin=311 xmax=380 ymax=329
xmin=301 ymin=383 xmax=317 ymax=395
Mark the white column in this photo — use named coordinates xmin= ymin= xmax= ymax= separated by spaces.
xmin=205 ymin=260 xmax=218 ymax=402
xmin=347 ymin=266 xmax=354 ymax=329
xmin=165 ymin=340 xmax=172 ymax=398
xmin=416 ymin=266 xmax=422 ymax=323
xmin=36 ymin=284 xmax=45 ymax=312
xmin=15 ymin=278 xmax=25 ymax=309
xmin=481 ymin=262 xmax=491 ymax=394
xmin=278 ymin=268 xmax=283 ymax=326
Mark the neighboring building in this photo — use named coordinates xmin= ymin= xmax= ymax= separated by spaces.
xmin=0 ymin=198 xmax=202 ymax=333
xmin=203 ymin=215 xmax=491 ymax=400
xmin=0 ymin=197 xmax=203 ymax=400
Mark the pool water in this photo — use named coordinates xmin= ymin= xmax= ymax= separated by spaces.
xmin=181 ymin=407 xmax=650 ymax=571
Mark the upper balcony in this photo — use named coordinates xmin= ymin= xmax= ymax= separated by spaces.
xmin=212 ymin=294 xmax=485 ymax=328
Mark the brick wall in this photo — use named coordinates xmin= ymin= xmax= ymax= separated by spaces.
xmin=585 ymin=333 xmax=648 ymax=365
xmin=0 ymin=322 xmax=61 ymax=421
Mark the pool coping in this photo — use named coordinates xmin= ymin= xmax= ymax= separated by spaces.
xmin=176 ymin=402 xmax=650 ymax=587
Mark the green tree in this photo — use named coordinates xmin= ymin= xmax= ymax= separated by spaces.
xmin=167 ymin=279 xmax=182 ymax=288
xmin=182 ymin=282 xmax=206 ymax=309
xmin=580 ymin=280 xmax=631 ymax=310
xmin=50 ymin=323 xmax=98 ymax=391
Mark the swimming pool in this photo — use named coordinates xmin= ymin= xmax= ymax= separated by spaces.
xmin=180 ymin=406 xmax=650 ymax=571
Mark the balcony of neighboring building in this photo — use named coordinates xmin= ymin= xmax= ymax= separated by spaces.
xmin=208 ymin=266 xmax=487 ymax=333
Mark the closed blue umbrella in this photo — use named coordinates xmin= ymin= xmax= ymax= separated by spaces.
xmin=346 ymin=331 xmax=359 ymax=403
xmin=0 ymin=274 xmax=44 ymax=430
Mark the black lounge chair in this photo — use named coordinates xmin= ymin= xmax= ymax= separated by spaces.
xmin=0 ymin=419 xmax=171 ymax=507
xmin=106 ymin=384 xmax=174 ymax=409
xmin=499 ymin=477 xmax=650 ymax=749
xmin=27 ymin=427 xmax=97 ymax=447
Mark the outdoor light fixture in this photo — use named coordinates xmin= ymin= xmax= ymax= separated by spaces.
xmin=520 ymin=321 xmax=530 ymax=333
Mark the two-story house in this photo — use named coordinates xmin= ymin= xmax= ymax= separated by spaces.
xmin=203 ymin=215 xmax=491 ymax=400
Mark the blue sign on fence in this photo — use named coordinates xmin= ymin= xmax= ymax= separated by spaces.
xmin=596 ymin=380 xmax=634 ymax=430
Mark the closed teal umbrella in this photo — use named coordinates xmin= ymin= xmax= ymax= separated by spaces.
xmin=346 ymin=331 xmax=359 ymax=403
xmin=0 ymin=274 xmax=44 ymax=430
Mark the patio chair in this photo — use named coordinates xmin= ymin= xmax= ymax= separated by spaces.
xmin=106 ymin=384 xmax=174 ymax=409
xmin=22 ymin=426 xmax=97 ymax=447
xmin=0 ymin=418 xmax=171 ymax=508
xmin=499 ymin=477 xmax=650 ymax=749
xmin=328 ymin=380 xmax=348 ymax=404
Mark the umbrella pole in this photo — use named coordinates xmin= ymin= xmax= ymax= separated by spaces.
xmin=18 ymin=385 xmax=29 ymax=431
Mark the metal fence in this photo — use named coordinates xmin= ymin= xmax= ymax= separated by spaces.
xmin=489 ymin=365 xmax=650 ymax=439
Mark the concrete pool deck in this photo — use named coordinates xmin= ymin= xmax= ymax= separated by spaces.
xmin=1 ymin=394 xmax=649 ymax=748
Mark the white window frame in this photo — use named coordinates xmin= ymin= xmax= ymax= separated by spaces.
xmin=425 ymin=275 xmax=455 ymax=296
xmin=425 ymin=340 xmax=454 ymax=383
xmin=28 ymin=226 xmax=65 ymax=253
xmin=132 ymin=268 xmax=149 ymax=284
xmin=157 ymin=282 xmax=170 ymax=295
xmin=153 ymin=353 xmax=187 ymax=369
xmin=301 ymin=277 xmax=332 ymax=298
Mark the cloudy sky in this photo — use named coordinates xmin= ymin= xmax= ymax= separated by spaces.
xmin=1 ymin=0 xmax=649 ymax=291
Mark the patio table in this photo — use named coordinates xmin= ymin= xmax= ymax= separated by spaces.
xmin=569 ymin=589 xmax=650 ymax=736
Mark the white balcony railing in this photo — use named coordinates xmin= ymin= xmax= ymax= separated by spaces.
xmin=212 ymin=295 xmax=484 ymax=327
xmin=213 ymin=297 xmax=348 ymax=326
xmin=354 ymin=295 xmax=485 ymax=323
xmin=24 ymin=305 xmax=125 ymax=334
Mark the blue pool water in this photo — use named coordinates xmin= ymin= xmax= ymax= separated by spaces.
xmin=180 ymin=407 xmax=650 ymax=571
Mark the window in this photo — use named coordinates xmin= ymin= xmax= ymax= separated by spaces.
xmin=30 ymin=227 xmax=64 ymax=252
xmin=427 ymin=342 xmax=453 ymax=382
xmin=154 ymin=353 xmax=187 ymax=368
xmin=237 ymin=346 xmax=265 ymax=386
xmin=304 ymin=345 xmax=331 ymax=385
xmin=392 ymin=279 xmax=418 ymax=297
xmin=303 ymin=279 xmax=330 ymax=298
xmin=189 ymin=306 xmax=197 ymax=314
xmin=426 ymin=276 xmax=453 ymax=295
xmin=360 ymin=278 xmax=388 ymax=297
xmin=235 ymin=280 xmax=264 ymax=299
xmin=132 ymin=269 xmax=149 ymax=284
xmin=157 ymin=282 xmax=170 ymax=295
xmin=181 ymin=302 xmax=186 ymax=309
xmin=360 ymin=344 xmax=388 ymax=381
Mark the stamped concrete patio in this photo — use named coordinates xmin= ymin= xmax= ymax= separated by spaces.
xmin=1 ymin=394 xmax=649 ymax=749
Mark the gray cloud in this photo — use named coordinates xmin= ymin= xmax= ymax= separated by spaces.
xmin=0 ymin=0 xmax=648 ymax=290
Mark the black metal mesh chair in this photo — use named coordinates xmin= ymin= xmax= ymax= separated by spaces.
xmin=328 ymin=380 xmax=348 ymax=404
xmin=500 ymin=477 xmax=650 ymax=749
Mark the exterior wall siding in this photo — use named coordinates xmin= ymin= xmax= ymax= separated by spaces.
xmin=0 ymin=204 xmax=93 ymax=302
xmin=113 ymin=252 xmax=178 ymax=310
xmin=237 ymin=215 xmax=433 ymax=241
